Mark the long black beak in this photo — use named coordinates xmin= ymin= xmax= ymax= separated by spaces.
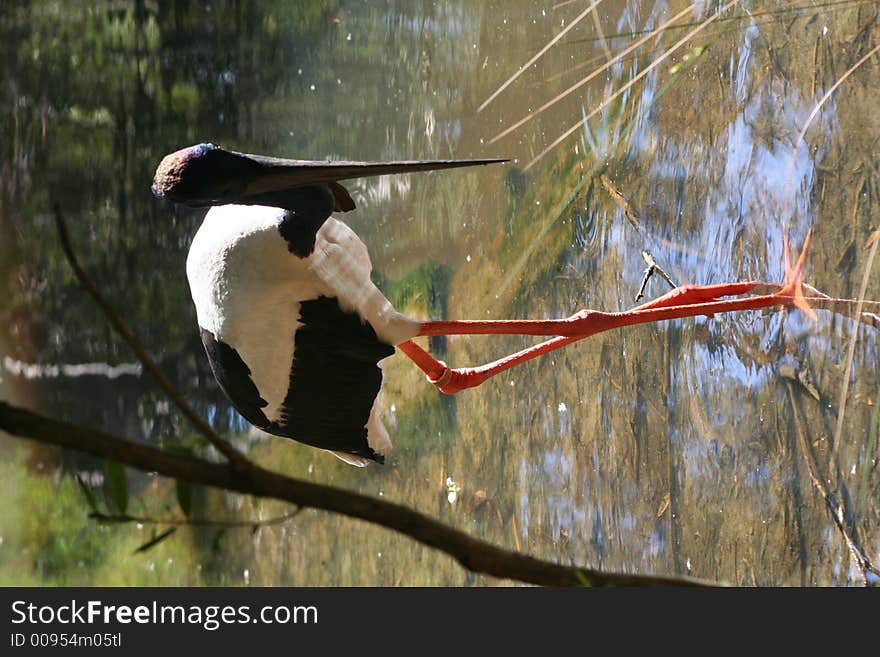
xmin=152 ymin=143 xmax=507 ymax=207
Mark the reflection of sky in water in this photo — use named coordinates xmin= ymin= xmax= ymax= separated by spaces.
xmin=534 ymin=447 xmax=591 ymax=546
xmin=646 ymin=528 xmax=666 ymax=560
xmin=630 ymin=11 xmax=823 ymax=284
xmin=206 ymin=404 xmax=252 ymax=435
xmin=690 ymin=338 xmax=777 ymax=389
xmin=733 ymin=20 xmax=755 ymax=105
xmin=517 ymin=457 xmax=530 ymax=540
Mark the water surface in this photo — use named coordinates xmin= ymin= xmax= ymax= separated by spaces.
xmin=1 ymin=0 xmax=879 ymax=586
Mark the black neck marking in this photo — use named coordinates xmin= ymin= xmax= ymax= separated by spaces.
xmin=268 ymin=184 xmax=335 ymax=258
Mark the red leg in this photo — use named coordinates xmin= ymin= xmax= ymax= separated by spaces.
xmin=398 ymin=283 xmax=760 ymax=389
xmin=404 ymin=287 xmax=786 ymax=394
xmin=415 ymin=281 xmax=763 ymax=339
xmin=399 ymin=335 xmax=584 ymax=393
xmin=403 ymin=231 xmax=813 ymax=394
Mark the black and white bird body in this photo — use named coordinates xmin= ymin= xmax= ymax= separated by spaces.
xmin=187 ymin=207 xmax=418 ymax=466
xmin=153 ymin=143 xmax=504 ymax=466
xmin=154 ymin=143 xmax=812 ymax=468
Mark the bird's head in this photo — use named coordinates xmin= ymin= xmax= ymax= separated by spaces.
xmin=152 ymin=143 xmax=508 ymax=209
xmin=151 ymin=143 xmax=261 ymax=207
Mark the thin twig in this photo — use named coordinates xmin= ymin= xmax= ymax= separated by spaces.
xmin=795 ymin=41 xmax=880 ymax=152
xmin=831 ymin=230 xmax=880 ymax=470
xmin=636 ymin=264 xmax=655 ymax=302
xmin=52 ymin=204 xmax=249 ymax=469
xmin=589 ymin=1 xmax=613 ymax=63
xmin=523 ymin=0 xmax=739 ymax=170
xmin=636 ymin=251 xmax=677 ymax=302
xmin=88 ymin=508 xmax=302 ymax=529
xmin=784 ymin=41 xmax=880 ymax=220
xmin=0 ymin=400 xmax=715 ymax=587
xmin=785 ymin=382 xmax=880 ymax=584
xmin=555 ymin=0 xmax=875 ymax=49
xmin=489 ymin=3 xmax=696 ymax=145
xmin=478 ymin=0 xmax=604 ymax=112
xmin=600 ymin=174 xmax=644 ymax=235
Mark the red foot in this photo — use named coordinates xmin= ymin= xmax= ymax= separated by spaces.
xmin=779 ymin=229 xmax=816 ymax=319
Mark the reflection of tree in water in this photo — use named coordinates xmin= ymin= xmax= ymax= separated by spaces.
xmin=459 ymin=1 xmax=880 ymax=584
xmin=1 ymin=0 xmax=878 ymax=585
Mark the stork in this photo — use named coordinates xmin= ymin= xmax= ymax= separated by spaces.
xmin=152 ymin=143 xmax=811 ymax=466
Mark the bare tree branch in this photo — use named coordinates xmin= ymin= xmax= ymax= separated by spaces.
xmin=0 ymin=400 xmax=714 ymax=587
xmin=52 ymin=204 xmax=248 ymax=468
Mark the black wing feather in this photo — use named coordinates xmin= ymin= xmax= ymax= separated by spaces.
xmin=271 ymin=296 xmax=394 ymax=463
xmin=198 ymin=298 xmax=394 ymax=464
xmin=200 ymin=328 xmax=271 ymax=430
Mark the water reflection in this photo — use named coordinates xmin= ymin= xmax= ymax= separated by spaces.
xmin=1 ymin=0 xmax=879 ymax=585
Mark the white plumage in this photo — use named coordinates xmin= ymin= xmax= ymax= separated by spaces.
xmin=185 ymin=204 xmax=418 ymax=464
